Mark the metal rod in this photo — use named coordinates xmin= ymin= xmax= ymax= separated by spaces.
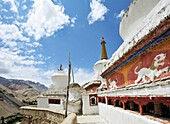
xmin=65 ymin=53 xmax=71 ymax=118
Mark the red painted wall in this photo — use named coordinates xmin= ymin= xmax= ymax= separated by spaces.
xmin=106 ymin=40 xmax=170 ymax=89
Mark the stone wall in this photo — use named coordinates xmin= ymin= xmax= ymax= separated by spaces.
xmin=20 ymin=106 xmax=77 ymax=124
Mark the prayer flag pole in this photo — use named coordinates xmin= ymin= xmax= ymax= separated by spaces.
xmin=65 ymin=53 xmax=71 ymax=118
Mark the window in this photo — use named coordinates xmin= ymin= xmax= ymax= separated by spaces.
xmin=103 ymin=98 xmax=106 ymax=103
xmin=115 ymin=100 xmax=123 ymax=107
xmin=108 ymin=99 xmax=113 ymax=105
xmin=99 ymin=98 xmax=101 ymax=102
xmin=49 ymin=99 xmax=60 ymax=104
xmin=90 ymin=96 xmax=97 ymax=106
xmin=91 ymin=97 xmax=96 ymax=104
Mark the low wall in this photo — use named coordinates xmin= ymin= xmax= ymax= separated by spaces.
xmin=20 ymin=106 xmax=77 ymax=124
xmin=98 ymin=103 xmax=161 ymax=124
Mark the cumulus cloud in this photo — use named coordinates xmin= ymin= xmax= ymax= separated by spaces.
xmin=88 ymin=0 xmax=108 ymax=24
xmin=0 ymin=47 xmax=53 ymax=87
xmin=0 ymin=23 xmax=29 ymax=42
xmin=73 ymin=68 xmax=94 ymax=86
xmin=22 ymin=0 xmax=74 ymax=40
xmin=2 ymin=0 xmax=19 ymax=13
xmin=0 ymin=61 xmax=10 ymax=74
xmin=0 ymin=21 xmax=48 ymax=86
xmin=70 ymin=17 xmax=76 ymax=27
xmin=22 ymin=5 xmax=27 ymax=10
xmin=116 ymin=9 xmax=125 ymax=18
xmin=0 ymin=0 xmax=77 ymax=87
xmin=1 ymin=9 xmax=8 ymax=12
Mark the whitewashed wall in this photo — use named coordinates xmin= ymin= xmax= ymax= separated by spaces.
xmin=37 ymin=97 xmax=49 ymax=108
xmin=98 ymin=103 xmax=161 ymax=124
xmin=82 ymin=95 xmax=98 ymax=115
xmin=37 ymin=97 xmax=65 ymax=111
xmin=68 ymin=102 xmax=81 ymax=114
xmin=49 ymin=103 xmax=64 ymax=111
xmin=69 ymin=88 xmax=81 ymax=101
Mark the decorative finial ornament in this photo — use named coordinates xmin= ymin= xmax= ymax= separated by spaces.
xmin=60 ymin=64 xmax=63 ymax=71
xmin=101 ymin=37 xmax=108 ymax=60
xmin=58 ymin=64 xmax=63 ymax=71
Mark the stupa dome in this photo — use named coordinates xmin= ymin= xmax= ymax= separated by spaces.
xmin=51 ymin=70 xmax=68 ymax=90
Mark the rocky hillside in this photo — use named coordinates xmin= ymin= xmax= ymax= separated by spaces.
xmin=0 ymin=76 xmax=48 ymax=118
xmin=0 ymin=84 xmax=27 ymax=118
xmin=0 ymin=76 xmax=48 ymax=93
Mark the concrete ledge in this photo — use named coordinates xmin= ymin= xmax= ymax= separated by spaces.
xmin=98 ymin=79 xmax=170 ymax=97
xmin=20 ymin=106 xmax=77 ymax=124
xmin=61 ymin=113 xmax=77 ymax=124
xmin=98 ymin=103 xmax=162 ymax=124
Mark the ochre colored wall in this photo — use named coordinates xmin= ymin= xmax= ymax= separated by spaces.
xmin=106 ymin=40 xmax=170 ymax=89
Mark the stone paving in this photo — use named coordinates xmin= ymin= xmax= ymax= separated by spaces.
xmin=77 ymin=115 xmax=108 ymax=124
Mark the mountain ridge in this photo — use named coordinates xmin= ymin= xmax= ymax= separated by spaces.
xmin=0 ymin=76 xmax=48 ymax=93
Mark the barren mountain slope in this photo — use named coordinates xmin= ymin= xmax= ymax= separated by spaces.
xmin=0 ymin=84 xmax=27 ymax=118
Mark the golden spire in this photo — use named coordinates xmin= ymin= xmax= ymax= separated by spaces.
xmin=101 ymin=37 xmax=108 ymax=60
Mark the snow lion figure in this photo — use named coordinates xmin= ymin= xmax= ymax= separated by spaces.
xmin=109 ymin=76 xmax=118 ymax=89
xmin=134 ymin=53 xmax=168 ymax=84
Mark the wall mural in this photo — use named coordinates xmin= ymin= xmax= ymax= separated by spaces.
xmin=129 ymin=50 xmax=170 ymax=85
xmin=107 ymin=72 xmax=125 ymax=89
xmin=108 ymin=76 xmax=118 ymax=89
xmin=106 ymin=47 xmax=170 ymax=90
xmin=134 ymin=53 xmax=168 ymax=84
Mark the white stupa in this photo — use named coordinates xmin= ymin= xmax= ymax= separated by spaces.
xmin=83 ymin=37 xmax=109 ymax=93
xmin=47 ymin=65 xmax=68 ymax=94
xmin=37 ymin=64 xmax=67 ymax=110
xmin=37 ymin=64 xmax=82 ymax=114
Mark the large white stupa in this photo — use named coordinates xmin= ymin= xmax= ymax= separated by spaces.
xmin=83 ymin=37 xmax=109 ymax=93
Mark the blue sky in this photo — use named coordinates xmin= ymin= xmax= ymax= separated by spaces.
xmin=0 ymin=0 xmax=132 ymax=87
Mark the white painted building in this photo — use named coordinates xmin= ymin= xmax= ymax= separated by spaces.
xmin=82 ymin=1 xmax=170 ymax=124
xmin=82 ymin=37 xmax=109 ymax=115
xmin=37 ymin=65 xmax=82 ymax=114
xmin=37 ymin=68 xmax=67 ymax=111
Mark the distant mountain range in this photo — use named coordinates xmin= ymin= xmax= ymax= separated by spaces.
xmin=0 ymin=76 xmax=48 ymax=118
xmin=0 ymin=76 xmax=48 ymax=93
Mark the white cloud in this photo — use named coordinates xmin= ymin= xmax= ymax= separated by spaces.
xmin=0 ymin=44 xmax=94 ymax=87
xmin=71 ymin=17 xmax=76 ymax=23
xmin=1 ymin=9 xmax=8 ymax=12
xmin=22 ymin=5 xmax=27 ymax=10
xmin=38 ymin=54 xmax=42 ymax=58
xmin=0 ymin=47 xmax=52 ymax=87
xmin=73 ymin=68 xmax=94 ymax=86
xmin=33 ymin=42 xmax=42 ymax=47
xmin=22 ymin=0 xmax=73 ymax=40
xmin=22 ymin=0 xmax=26 ymax=4
xmin=4 ymin=16 xmax=13 ymax=19
xmin=2 ymin=0 xmax=19 ymax=13
xmin=70 ymin=17 xmax=76 ymax=27
xmin=0 ymin=2 xmax=55 ymax=87
xmin=0 ymin=23 xmax=29 ymax=42
xmin=27 ymin=49 xmax=35 ymax=53
xmin=116 ymin=9 xmax=125 ymax=18
xmin=88 ymin=0 xmax=108 ymax=24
